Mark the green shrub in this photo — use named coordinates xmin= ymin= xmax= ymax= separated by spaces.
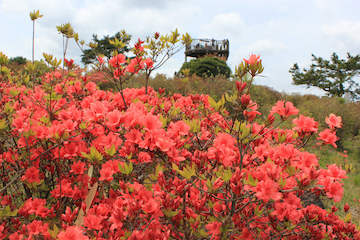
xmin=179 ymin=56 xmax=231 ymax=78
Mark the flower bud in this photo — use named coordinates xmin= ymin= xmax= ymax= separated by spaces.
xmin=157 ymin=170 xmax=166 ymax=187
xmin=344 ymin=203 xmax=350 ymax=213
xmin=332 ymin=205 xmax=338 ymax=212
xmin=235 ymin=81 xmax=247 ymax=93
xmin=300 ymin=177 xmax=310 ymax=188
xmin=309 ymin=167 xmax=320 ymax=180
xmin=81 ymin=202 xmax=87 ymax=212
xmin=267 ymin=114 xmax=275 ymax=125
xmin=230 ymin=183 xmax=242 ymax=195
xmin=241 ymin=94 xmax=251 ymax=107
xmin=155 ymin=32 xmax=160 ymax=39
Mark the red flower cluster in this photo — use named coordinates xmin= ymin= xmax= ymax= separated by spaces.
xmin=0 ymin=53 xmax=357 ymax=240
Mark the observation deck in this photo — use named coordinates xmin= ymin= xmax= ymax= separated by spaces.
xmin=185 ymin=38 xmax=229 ymax=62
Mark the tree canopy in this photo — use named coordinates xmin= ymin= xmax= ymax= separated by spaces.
xmin=180 ymin=56 xmax=231 ymax=78
xmin=290 ymin=53 xmax=360 ymax=100
xmin=10 ymin=56 xmax=27 ymax=65
xmin=7 ymin=56 xmax=28 ymax=72
xmin=81 ymin=31 xmax=131 ymax=65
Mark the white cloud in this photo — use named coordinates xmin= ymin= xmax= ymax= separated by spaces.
xmin=203 ymin=12 xmax=247 ymax=40
xmin=322 ymin=20 xmax=360 ymax=53
xmin=245 ymin=39 xmax=287 ymax=56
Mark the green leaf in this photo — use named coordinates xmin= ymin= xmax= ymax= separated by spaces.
xmin=172 ymin=163 xmax=179 ymax=172
xmin=198 ymin=228 xmax=208 ymax=237
xmin=208 ymin=200 xmax=214 ymax=209
xmin=301 ymin=224 xmax=309 ymax=233
xmin=124 ymin=163 xmax=129 ymax=173
xmin=48 ymin=224 xmax=59 ymax=238
xmin=278 ymin=176 xmax=286 ymax=187
xmin=179 ymin=168 xmax=191 ymax=180
xmin=278 ymin=132 xmax=287 ymax=143
xmin=246 ymin=174 xmax=257 ymax=187
xmin=287 ymin=224 xmax=296 ymax=230
xmin=149 ymin=174 xmax=157 ymax=181
xmin=0 ymin=119 xmax=7 ymax=130
xmin=105 ymin=144 xmax=116 ymax=157
xmin=9 ymin=88 xmax=20 ymax=96
xmin=90 ymin=146 xmax=103 ymax=164
xmin=4 ymin=102 xmax=14 ymax=114
xmin=81 ymin=152 xmax=91 ymax=160
xmin=345 ymin=212 xmax=352 ymax=223
xmin=128 ymin=162 xmax=133 ymax=175
xmin=3 ymin=205 xmax=18 ymax=217
xmin=164 ymin=210 xmax=179 ymax=217
xmin=120 ymin=231 xmax=132 ymax=239
xmin=23 ymin=129 xmax=36 ymax=138
xmin=118 ymin=163 xmax=125 ymax=174
xmin=217 ymin=95 xmax=225 ymax=109
xmin=206 ymin=179 xmax=213 ymax=192
xmin=171 ymin=106 xmax=180 ymax=116
xmin=254 ymin=205 xmax=264 ymax=217
xmin=222 ymin=169 xmax=232 ymax=182
xmin=208 ymin=96 xmax=218 ymax=111
xmin=159 ymin=115 xmax=168 ymax=128
xmin=190 ymin=119 xmax=201 ymax=133
xmin=155 ymin=164 xmax=164 ymax=177
xmin=79 ymin=121 xmax=89 ymax=130
xmin=285 ymin=166 xmax=297 ymax=176
xmin=143 ymin=178 xmax=153 ymax=191
xmin=44 ymin=92 xmax=62 ymax=101
xmin=224 ymin=92 xmax=232 ymax=102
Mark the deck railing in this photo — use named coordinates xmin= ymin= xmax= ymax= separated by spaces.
xmin=186 ymin=39 xmax=229 ymax=51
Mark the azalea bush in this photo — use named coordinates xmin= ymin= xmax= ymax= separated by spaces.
xmin=1 ymin=41 xmax=360 ymax=240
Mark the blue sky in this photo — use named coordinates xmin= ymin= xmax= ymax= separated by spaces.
xmin=1 ymin=0 xmax=360 ymax=96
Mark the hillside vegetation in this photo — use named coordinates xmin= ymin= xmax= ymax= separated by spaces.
xmin=99 ymin=72 xmax=360 ymax=223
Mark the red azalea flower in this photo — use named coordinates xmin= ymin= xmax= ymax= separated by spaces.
xmin=142 ymin=198 xmax=160 ymax=215
xmin=83 ymin=214 xmax=103 ymax=230
xmin=293 ymin=115 xmax=318 ymax=133
xmin=9 ymin=232 xmax=24 ymax=240
xmin=21 ymin=167 xmax=41 ymax=184
xmin=58 ymin=226 xmax=89 ymax=240
xmin=144 ymin=58 xmax=154 ymax=69
xmin=317 ymin=129 xmax=338 ymax=148
xmin=277 ymin=143 xmax=299 ymax=160
xmin=326 ymin=164 xmax=348 ymax=180
xmin=205 ymin=221 xmax=222 ymax=240
xmin=254 ymin=178 xmax=282 ymax=203
xmin=326 ymin=181 xmax=343 ymax=202
xmin=70 ymin=161 xmax=86 ymax=175
xmin=325 ymin=113 xmax=342 ymax=129
xmin=109 ymin=54 xmax=126 ymax=68
xmin=99 ymin=167 xmax=114 ymax=182
xmin=271 ymin=100 xmax=299 ymax=118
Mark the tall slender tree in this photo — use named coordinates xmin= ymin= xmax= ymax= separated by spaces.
xmin=29 ymin=10 xmax=43 ymax=63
